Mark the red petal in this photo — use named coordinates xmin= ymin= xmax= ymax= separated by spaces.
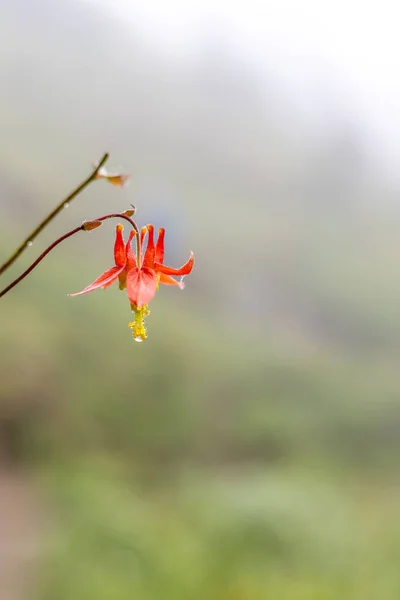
xmin=155 ymin=228 xmax=165 ymax=264
xmin=139 ymin=227 xmax=146 ymax=263
xmin=143 ymin=224 xmax=155 ymax=268
xmin=68 ymin=265 xmax=124 ymax=297
xmin=159 ymin=272 xmax=185 ymax=289
xmin=114 ymin=225 xmax=126 ymax=267
xmin=126 ymin=267 xmax=158 ymax=307
xmin=154 ymin=252 xmax=194 ymax=276
xmin=125 ymin=229 xmax=138 ymax=270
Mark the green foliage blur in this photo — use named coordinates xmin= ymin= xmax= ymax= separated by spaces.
xmin=2 ymin=1 xmax=400 ymax=598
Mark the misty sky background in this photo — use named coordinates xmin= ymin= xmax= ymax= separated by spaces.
xmin=88 ymin=0 xmax=400 ymax=181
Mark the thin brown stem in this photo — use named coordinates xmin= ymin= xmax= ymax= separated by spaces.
xmin=0 ymin=152 xmax=109 ymax=276
xmin=0 ymin=212 xmax=139 ymax=299
xmin=0 ymin=226 xmax=83 ymax=298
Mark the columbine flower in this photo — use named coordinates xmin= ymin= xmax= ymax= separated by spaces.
xmin=69 ymin=224 xmax=194 ymax=342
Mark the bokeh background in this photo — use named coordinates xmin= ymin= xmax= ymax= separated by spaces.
xmin=2 ymin=0 xmax=400 ymax=598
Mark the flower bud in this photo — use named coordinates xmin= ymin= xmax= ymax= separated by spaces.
xmin=123 ymin=206 xmax=136 ymax=217
xmin=95 ymin=166 xmax=131 ymax=188
xmin=82 ymin=219 xmax=103 ymax=231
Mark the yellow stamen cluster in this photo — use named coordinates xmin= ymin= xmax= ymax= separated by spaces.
xmin=129 ymin=304 xmax=150 ymax=343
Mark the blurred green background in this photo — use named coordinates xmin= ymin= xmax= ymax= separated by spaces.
xmin=2 ymin=1 xmax=400 ymax=599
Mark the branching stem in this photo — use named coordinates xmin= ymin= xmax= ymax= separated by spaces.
xmin=0 ymin=152 xmax=109 ymax=275
xmin=0 ymin=212 xmax=139 ymax=299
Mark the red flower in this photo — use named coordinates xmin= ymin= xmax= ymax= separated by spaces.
xmin=70 ymin=224 xmax=194 ymax=341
